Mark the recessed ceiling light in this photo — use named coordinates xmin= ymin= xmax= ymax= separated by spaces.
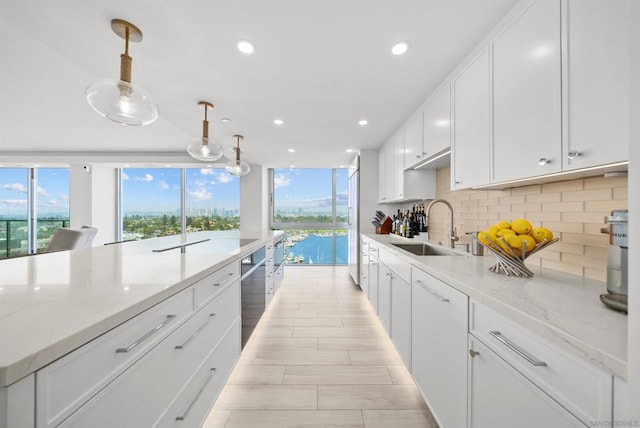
xmin=346 ymin=149 xmax=354 ymax=153
xmin=391 ymin=42 xmax=409 ymax=56
xmin=288 ymin=148 xmax=295 ymax=153
xmin=358 ymin=119 xmax=368 ymax=126
xmin=289 ymin=165 xmax=295 ymax=168
xmin=33 ymin=164 xmax=40 ymax=167
xmin=237 ymin=40 xmax=255 ymax=54
xmin=273 ymin=119 xmax=284 ymax=126
xmin=339 ymin=165 xmax=345 ymax=168
xmin=221 ymin=118 xmax=231 ymax=124
xmin=165 ymin=164 xmax=172 ymax=167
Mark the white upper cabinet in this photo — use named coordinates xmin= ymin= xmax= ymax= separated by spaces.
xmin=403 ymin=109 xmax=424 ymax=169
xmin=563 ymin=0 xmax=629 ymax=171
xmin=393 ymin=132 xmax=405 ymax=200
xmin=492 ymin=0 xmax=562 ymax=182
xmin=377 ymin=141 xmax=389 ymax=203
xmin=452 ymin=49 xmax=492 ymax=190
xmin=423 ymin=83 xmax=452 ymax=158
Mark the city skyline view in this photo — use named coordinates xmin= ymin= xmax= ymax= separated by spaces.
xmin=122 ymin=167 xmax=240 ymax=214
xmin=273 ymin=168 xmax=348 ymax=217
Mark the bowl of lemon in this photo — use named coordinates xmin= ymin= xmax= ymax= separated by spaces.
xmin=476 ymin=219 xmax=558 ymax=277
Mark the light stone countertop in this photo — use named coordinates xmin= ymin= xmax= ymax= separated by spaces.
xmin=363 ymin=233 xmax=628 ymax=380
xmin=0 ymin=230 xmax=282 ymax=387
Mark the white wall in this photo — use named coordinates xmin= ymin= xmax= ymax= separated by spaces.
xmin=239 ymin=163 xmax=269 ymax=238
xmin=627 ymin=0 xmax=639 ymax=423
xmin=69 ymin=165 xmax=117 ymax=245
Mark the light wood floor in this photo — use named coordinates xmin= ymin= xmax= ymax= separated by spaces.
xmin=202 ymin=266 xmax=438 ymax=428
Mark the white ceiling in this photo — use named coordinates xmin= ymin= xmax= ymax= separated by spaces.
xmin=0 ymin=0 xmax=516 ymax=168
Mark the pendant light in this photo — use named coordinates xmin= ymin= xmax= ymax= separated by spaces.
xmin=186 ymin=101 xmax=223 ymax=161
xmin=225 ymin=135 xmax=251 ymax=176
xmin=85 ymin=19 xmax=159 ymax=126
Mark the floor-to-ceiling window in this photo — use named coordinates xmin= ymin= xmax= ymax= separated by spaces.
xmin=185 ymin=167 xmax=240 ymax=231
xmin=271 ymin=168 xmax=348 ymax=265
xmin=120 ymin=167 xmax=240 ymax=241
xmin=0 ymin=167 xmax=70 ymax=258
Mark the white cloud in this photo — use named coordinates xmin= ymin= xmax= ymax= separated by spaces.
xmin=37 ymin=186 xmax=50 ymax=197
xmin=159 ymin=180 xmax=169 ymax=190
xmin=200 ymin=168 xmax=215 ymax=175
xmin=1 ymin=183 xmax=27 ymax=193
xmin=136 ymin=173 xmax=154 ymax=182
xmin=122 ymin=172 xmax=130 ymax=180
xmin=58 ymin=194 xmax=69 ymax=201
xmin=1 ymin=199 xmax=27 ymax=206
xmin=40 ymin=200 xmax=58 ymax=207
xmin=274 ymin=174 xmax=291 ymax=189
xmin=217 ymin=173 xmax=232 ymax=184
xmin=189 ymin=187 xmax=212 ymax=201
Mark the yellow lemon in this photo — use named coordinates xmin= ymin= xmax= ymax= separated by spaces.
xmin=496 ymin=221 xmax=511 ymax=230
xmin=477 ymin=231 xmax=495 ymax=246
xmin=497 ymin=228 xmax=516 ymax=238
xmin=506 ymin=234 xmax=536 ymax=255
xmin=531 ymin=227 xmax=553 ymax=243
xmin=486 ymin=226 xmax=501 ymax=236
xmin=511 ymin=218 xmax=533 ymax=235
xmin=495 ymin=237 xmax=512 ymax=254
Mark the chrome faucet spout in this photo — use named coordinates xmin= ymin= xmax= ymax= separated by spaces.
xmin=426 ymin=199 xmax=459 ymax=249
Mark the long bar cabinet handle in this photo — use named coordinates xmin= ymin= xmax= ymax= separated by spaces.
xmin=489 ymin=330 xmax=547 ymax=367
xmin=115 ymin=314 xmax=177 ymax=353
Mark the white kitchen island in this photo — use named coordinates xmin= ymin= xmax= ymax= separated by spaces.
xmin=0 ymin=230 xmax=283 ymax=428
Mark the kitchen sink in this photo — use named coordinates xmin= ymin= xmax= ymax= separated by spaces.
xmin=390 ymin=242 xmax=461 ymax=256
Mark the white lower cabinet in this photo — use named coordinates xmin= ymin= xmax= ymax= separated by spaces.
xmin=411 ymin=268 xmax=468 ymax=428
xmin=378 ymin=264 xmax=392 ymax=335
xmin=468 ymin=337 xmax=585 ymax=428
xmin=390 ymin=272 xmax=411 ymax=369
xmin=36 ymin=263 xmax=242 ymax=428
xmin=368 ymin=255 xmax=379 ymax=314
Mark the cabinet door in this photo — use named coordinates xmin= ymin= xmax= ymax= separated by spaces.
xmin=411 ymin=270 xmax=468 ymax=428
xmin=390 ymin=274 xmax=411 ymax=369
xmin=452 ymin=49 xmax=491 ymax=190
xmin=403 ymin=109 xmax=424 ymax=169
xmin=468 ymin=337 xmax=585 ymax=428
xmin=423 ymin=83 xmax=451 ymax=157
xmin=360 ymin=250 xmax=369 ymax=299
xmin=378 ymin=265 xmax=392 ymax=335
xmin=493 ymin=0 xmax=562 ymax=182
xmin=368 ymin=257 xmax=379 ymax=314
xmin=377 ymin=144 xmax=387 ymax=203
xmin=393 ymin=132 xmax=405 ymax=200
xmin=563 ymin=0 xmax=629 ymax=170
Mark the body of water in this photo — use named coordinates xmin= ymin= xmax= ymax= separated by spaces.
xmin=286 ymin=234 xmax=348 ymax=265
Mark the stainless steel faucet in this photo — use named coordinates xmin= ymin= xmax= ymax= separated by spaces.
xmin=426 ymin=199 xmax=460 ymax=249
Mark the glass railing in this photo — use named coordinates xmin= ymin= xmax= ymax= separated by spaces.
xmin=0 ymin=219 xmax=70 ymax=259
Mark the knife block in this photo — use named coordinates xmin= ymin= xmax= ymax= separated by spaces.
xmin=376 ymin=217 xmax=392 ymax=235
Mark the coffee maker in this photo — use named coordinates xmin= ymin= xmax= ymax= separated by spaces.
xmin=600 ymin=209 xmax=628 ymax=312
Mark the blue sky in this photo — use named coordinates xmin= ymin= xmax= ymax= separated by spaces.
xmin=122 ymin=168 xmax=239 ymax=214
xmin=0 ymin=168 xmax=70 ymax=217
xmin=274 ymin=168 xmax=348 ymax=214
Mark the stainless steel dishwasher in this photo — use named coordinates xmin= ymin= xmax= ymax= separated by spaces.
xmin=240 ymin=246 xmax=266 ymax=348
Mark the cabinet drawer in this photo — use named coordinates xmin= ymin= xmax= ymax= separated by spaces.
xmin=470 ymin=300 xmax=612 ymax=424
xmin=378 ymin=248 xmax=410 ymax=283
xmin=193 ymin=262 xmax=240 ymax=308
xmin=274 ymin=265 xmax=284 ymax=290
xmin=58 ymin=286 xmax=240 ymax=428
xmin=37 ymin=288 xmax=194 ymax=428
xmin=156 ymin=319 xmax=241 ymax=428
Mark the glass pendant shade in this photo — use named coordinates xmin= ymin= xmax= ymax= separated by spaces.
xmin=225 ymin=158 xmax=251 ymax=176
xmin=225 ymin=134 xmax=250 ymax=176
xmin=187 ymin=101 xmax=223 ymax=161
xmin=86 ymin=19 xmax=158 ymax=126
xmin=86 ymin=79 xmax=158 ymax=126
xmin=186 ymin=137 xmax=223 ymax=161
